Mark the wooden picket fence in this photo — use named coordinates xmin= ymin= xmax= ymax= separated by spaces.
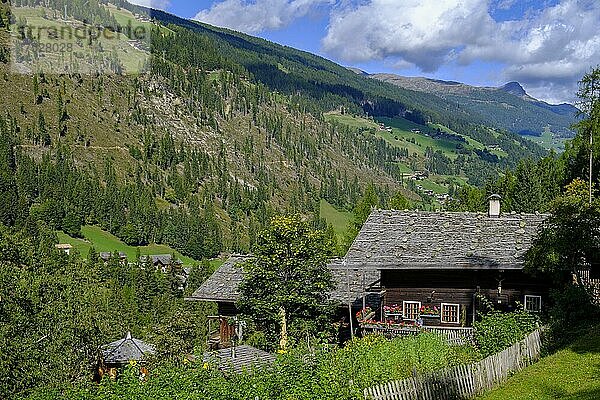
xmin=364 ymin=329 xmax=543 ymax=400
xmin=421 ymin=327 xmax=474 ymax=346
xmin=580 ymin=269 xmax=600 ymax=303
xmin=361 ymin=326 xmax=474 ymax=346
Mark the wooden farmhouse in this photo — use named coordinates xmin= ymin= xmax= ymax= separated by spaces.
xmin=188 ymin=196 xmax=550 ymax=340
xmin=99 ymin=251 xmax=128 ymax=264
xmin=55 ymin=243 xmax=73 ymax=255
xmin=140 ymin=254 xmax=183 ymax=272
xmin=346 ymin=196 xmax=550 ymax=329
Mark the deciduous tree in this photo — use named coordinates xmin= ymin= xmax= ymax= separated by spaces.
xmin=526 ymin=179 xmax=600 ymax=284
xmin=237 ymin=215 xmax=334 ymax=349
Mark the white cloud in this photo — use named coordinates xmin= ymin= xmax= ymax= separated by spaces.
xmin=495 ymin=0 xmax=517 ymax=11
xmin=322 ymin=0 xmax=600 ymax=102
xmin=128 ymin=0 xmax=171 ymax=10
xmin=194 ymin=0 xmax=333 ymax=34
xmin=323 ymin=0 xmax=494 ymax=72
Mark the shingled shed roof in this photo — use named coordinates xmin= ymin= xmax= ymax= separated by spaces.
xmin=345 ymin=209 xmax=547 ymax=270
xmin=203 ymin=345 xmax=276 ymax=373
xmin=188 ymin=255 xmax=249 ymax=302
xmin=100 ymin=332 xmax=155 ymax=365
xmin=187 ymin=256 xmax=380 ymax=306
xmin=328 ymin=260 xmax=381 ymax=306
xmin=99 ymin=251 xmax=127 ymax=261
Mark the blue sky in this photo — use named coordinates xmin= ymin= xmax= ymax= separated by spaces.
xmin=134 ymin=0 xmax=600 ymax=104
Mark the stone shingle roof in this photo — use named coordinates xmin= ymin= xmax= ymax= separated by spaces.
xmin=140 ymin=254 xmax=183 ymax=266
xmin=99 ymin=251 xmax=127 ymax=261
xmin=187 ymin=209 xmax=546 ymax=308
xmin=345 ymin=209 xmax=547 ymax=270
xmin=189 ymin=255 xmax=249 ymax=302
xmin=203 ymin=345 xmax=275 ymax=373
xmin=187 ymin=256 xmax=380 ymax=307
xmin=328 ymin=260 xmax=381 ymax=306
xmin=100 ymin=332 xmax=155 ymax=364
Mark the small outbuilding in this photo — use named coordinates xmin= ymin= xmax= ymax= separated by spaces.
xmin=99 ymin=251 xmax=128 ymax=264
xmin=141 ymin=254 xmax=184 ymax=272
xmin=97 ymin=332 xmax=155 ymax=381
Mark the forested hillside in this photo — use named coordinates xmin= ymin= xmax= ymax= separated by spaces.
xmin=0 ymin=0 xmax=546 ymax=261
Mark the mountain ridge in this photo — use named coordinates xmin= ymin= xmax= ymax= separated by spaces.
xmin=498 ymin=81 xmax=580 ymax=118
xmin=362 ymin=72 xmax=577 ymax=139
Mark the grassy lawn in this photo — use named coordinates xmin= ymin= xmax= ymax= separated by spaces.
xmin=324 ymin=111 xmax=379 ymax=130
xmin=431 ymin=123 xmax=509 ymax=158
xmin=441 ymin=174 xmax=470 ymax=186
xmin=57 ymin=225 xmax=203 ymax=265
xmin=319 ymin=199 xmax=352 ymax=239
xmin=398 ymin=163 xmax=414 ymax=174
xmin=376 ymin=117 xmax=463 ymax=160
xmin=478 ymin=325 xmax=600 ymax=400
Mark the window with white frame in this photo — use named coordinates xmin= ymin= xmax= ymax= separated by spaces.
xmin=403 ymin=301 xmax=421 ymax=320
xmin=524 ymin=295 xmax=542 ymax=312
xmin=441 ymin=303 xmax=460 ymax=324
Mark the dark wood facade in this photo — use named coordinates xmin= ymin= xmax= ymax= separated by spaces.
xmin=217 ymin=302 xmax=238 ymax=316
xmin=381 ymin=269 xmax=550 ymax=327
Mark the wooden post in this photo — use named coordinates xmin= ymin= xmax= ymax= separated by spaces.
xmin=344 ymin=259 xmax=354 ymax=339
xmin=362 ymin=269 xmax=366 ymax=311
xmin=348 ymin=301 xmax=354 ymax=339
xmin=207 ymin=318 xmax=211 ymax=348
xmin=472 ymin=292 xmax=476 ymax=326
xmin=590 ymin=118 xmax=594 ymax=205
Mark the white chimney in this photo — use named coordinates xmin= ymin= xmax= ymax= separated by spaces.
xmin=488 ymin=194 xmax=501 ymax=217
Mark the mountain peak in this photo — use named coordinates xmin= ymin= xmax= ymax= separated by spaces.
xmin=500 ymin=82 xmax=527 ymax=97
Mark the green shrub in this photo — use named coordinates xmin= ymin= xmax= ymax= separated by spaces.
xmin=474 ymin=301 xmax=540 ymax=357
xmin=544 ymin=285 xmax=600 ymax=351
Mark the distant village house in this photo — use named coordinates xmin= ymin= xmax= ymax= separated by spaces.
xmin=55 ymin=243 xmax=73 ymax=255
xmin=140 ymin=254 xmax=183 ymax=273
xmin=100 ymin=251 xmax=128 ymax=265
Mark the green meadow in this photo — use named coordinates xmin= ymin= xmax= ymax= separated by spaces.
xmin=57 ymin=225 xmax=204 ymax=265
xmin=319 ymin=199 xmax=353 ymax=239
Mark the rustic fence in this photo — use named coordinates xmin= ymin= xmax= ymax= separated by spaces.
xmin=361 ymin=326 xmax=474 ymax=346
xmin=580 ymin=269 xmax=600 ymax=303
xmin=421 ymin=327 xmax=474 ymax=346
xmin=364 ymin=329 xmax=543 ymax=400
